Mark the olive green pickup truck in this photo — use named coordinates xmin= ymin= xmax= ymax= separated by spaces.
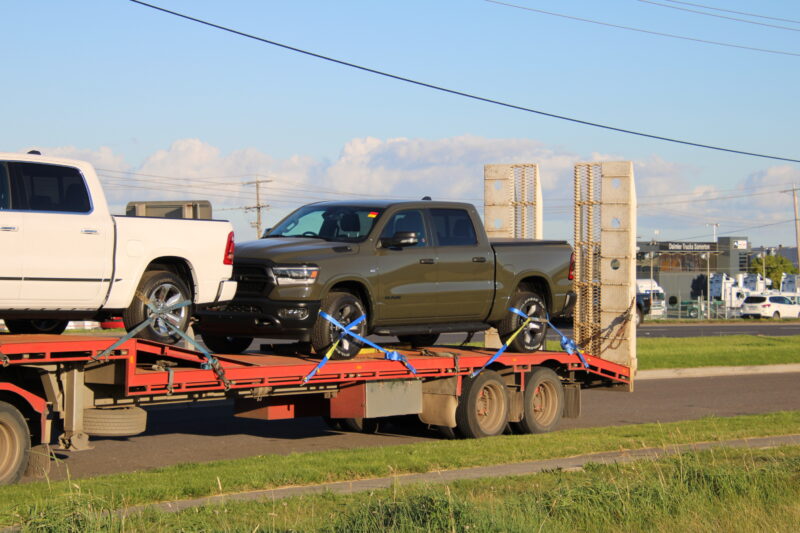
xmin=195 ymin=200 xmax=574 ymax=358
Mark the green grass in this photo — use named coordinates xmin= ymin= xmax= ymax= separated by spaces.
xmin=543 ymin=335 xmax=800 ymax=369
xmin=2 ymin=411 xmax=799 ymax=527
xmin=12 ymin=446 xmax=800 ymax=532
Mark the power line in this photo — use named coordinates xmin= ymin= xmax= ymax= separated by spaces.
xmin=486 ymin=0 xmax=800 ymax=58
xmin=127 ymin=0 xmax=800 ymax=164
xmin=660 ymin=0 xmax=800 ymax=25
xmin=675 ymin=219 xmax=795 ymax=240
xmin=638 ymin=0 xmax=800 ymax=32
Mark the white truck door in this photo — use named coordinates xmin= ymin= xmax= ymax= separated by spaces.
xmin=10 ymin=162 xmax=113 ymax=308
xmin=0 ymin=164 xmax=22 ymax=305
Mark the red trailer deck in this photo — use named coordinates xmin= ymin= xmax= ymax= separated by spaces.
xmin=0 ymin=334 xmax=630 ymax=485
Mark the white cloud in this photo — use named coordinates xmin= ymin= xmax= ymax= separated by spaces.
xmin=30 ymin=137 xmax=796 ymax=244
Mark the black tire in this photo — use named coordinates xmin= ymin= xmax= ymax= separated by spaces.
xmin=311 ymin=291 xmax=367 ymax=360
xmin=4 ymin=319 xmax=69 ymax=335
xmin=201 ymin=334 xmax=253 ymax=354
xmin=455 ymin=370 xmax=509 ymax=438
xmin=635 ymin=307 xmax=644 ymax=327
xmin=397 ymin=333 xmax=440 ymax=348
xmin=123 ymin=270 xmax=192 ymax=344
xmin=497 ymin=291 xmax=547 ymax=353
xmin=83 ymin=407 xmax=147 ymax=437
xmin=0 ymin=402 xmax=30 ymax=486
xmin=341 ymin=417 xmax=380 ymax=433
xmin=24 ymin=444 xmax=52 ymax=478
xmin=510 ymin=367 xmax=564 ymax=434
xmin=321 ymin=415 xmax=343 ymax=431
xmin=773 ymin=311 xmax=780 ymax=319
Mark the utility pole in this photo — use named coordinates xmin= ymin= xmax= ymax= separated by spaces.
xmin=779 ymin=185 xmax=800 ymax=270
xmin=242 ymin=179 xmax=271 ymax=238
xmin=705 ymin=223 xmax=717 ymax=319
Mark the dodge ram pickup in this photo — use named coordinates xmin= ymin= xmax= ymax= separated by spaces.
xmin=0 ymin=152 xmax=237 ymax=343
xmin=195 ymin=199 xmax=573 ymax=358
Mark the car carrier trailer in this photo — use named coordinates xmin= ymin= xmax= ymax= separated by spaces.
xmin=0 ymin=333 xmax=630 ymax=485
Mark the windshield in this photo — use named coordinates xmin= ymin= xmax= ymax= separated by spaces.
xmin=266 ymin=205 xmax=383 ymax=242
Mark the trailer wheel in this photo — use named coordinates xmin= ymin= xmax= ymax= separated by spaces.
xmin=123 ymin=270 xmax=192 ymax=345
xmin=83 ymin=407 xmax=147 ymax=437
xmin=511 ymin=367 xmax=564 ymax=434
xmin=201 ymin=334 xmax=253 ymax=354
xmin=455 ymin=370 xmax=509 ymax=438
xmin=497 ymin=291 xmax=547 ymax=353
xmin=397 ymin=334 xmax=440 ymax=348
xmin=341 ymin=418 xmax=380 ymax=433
xmin=311 ymin=291 xmax=366 ymax=360
xmin=4 ymin=319 xmax=69 ymax=335
xmin=0 ymin=402 xmax=30 ymax=486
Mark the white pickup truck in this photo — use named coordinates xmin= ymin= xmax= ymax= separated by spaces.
xmin=0 ymin=152 xmax=237 ymax=343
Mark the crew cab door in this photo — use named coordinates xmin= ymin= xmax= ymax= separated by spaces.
xmin=0 ymin=164 xmax=22 ymax=305
xmin=429 ymin=208 xmax=493 ymax=320
xmin=8 ymin=162 xmax=113 ymax=308
xmin=374 ymin=209 xmax=439 ymax=321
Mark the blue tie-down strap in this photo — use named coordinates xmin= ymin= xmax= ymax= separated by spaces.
xmin=472 ymin=307 xmax=588 ymax=378
xmin=94 ymin=299 xmax=232 ymax=390
xmin=508 ymin=307 xmax=590 ymax=369
xmin=313 ymin=311 xmax=418 ymax=375
xmin=303 ymin=314 xmax=366 ymax=383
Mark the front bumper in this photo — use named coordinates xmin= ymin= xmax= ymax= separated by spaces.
xmin=194 ymin=297 xmax=321 ymax=339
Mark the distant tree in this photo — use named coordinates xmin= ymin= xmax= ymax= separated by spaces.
xmin=749 ymin=255 xmax=799 ymax=287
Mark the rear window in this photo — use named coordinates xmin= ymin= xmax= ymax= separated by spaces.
xmin=744 ymin=296 xmax=766 ymax=304
xmin=431 ymin=208 xmax=478 ymax=246
xmin=8 ymin=162 xmax=91 ymax=213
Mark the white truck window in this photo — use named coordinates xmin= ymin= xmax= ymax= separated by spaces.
xmin=0 ymin=164 xmax=9 ymax=209
xmin=8 ymin=162 xmax=91 ymax=213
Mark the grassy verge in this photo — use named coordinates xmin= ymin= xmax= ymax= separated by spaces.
xmin=2 ymin=411 xmax=799 ymax=526
xmin=24 ymin=445 xmax=800 ymax=532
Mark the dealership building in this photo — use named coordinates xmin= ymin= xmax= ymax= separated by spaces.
xmin=635 ymin=237 xmax=752 ymax=301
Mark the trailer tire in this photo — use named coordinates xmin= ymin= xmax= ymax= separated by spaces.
xmin=4 ymin=319 xmax=69 ymax=335
xmin=497 ymin=291 xmax=547 ymax=353
xmin=123 ymin=270 xmax=192 ymax=345
xmin=341 ymin=418 xmax=380 ymax=434
xmin=83 ymin=407 xmax=147 ymax=437
xmin=24 ymin=444 xmax=52 ymax=478
xmin=397 ymin=334 xmax=440 ymax=348
xmin=455 ymin=370 xmax=509 ymax=438
xmin=311 ymin=291 xmax=366 ymax=360
xmin=201 ymin=334 xmax=253 ymax=355
xmin=510 ymin=367 xmax=564 ymax=434
xmin=0 ymin=402 xmax=30 ymax=486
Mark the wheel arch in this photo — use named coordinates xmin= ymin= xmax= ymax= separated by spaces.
xmin=515 ymin=275 xmax=553 ymax=313
xmin=0 ymin=384 xmax=47 ymax=445
xmin=143 ymin=256 xmax=197 ymax=301
xmin=326 ymin=279 xmax=374 ymax=325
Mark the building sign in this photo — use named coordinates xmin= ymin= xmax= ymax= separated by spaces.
xmin=732 ymin=239 xmax=748 ymax=250
xmin=659 ymin=242 xmax=717 ymax=252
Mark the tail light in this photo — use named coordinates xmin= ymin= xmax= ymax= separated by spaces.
xmin=568 ymin=252 xmax=575 ymax=281
xmin=761 ymin=304 xmax=771 ymax=308
xmin=224 ymin=231 xmax=235 ymax=265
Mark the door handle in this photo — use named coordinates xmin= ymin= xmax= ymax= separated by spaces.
xmin=419 ymin=258 xmax=436 ymax=265
xmin=0 ymin=226 xmax=18 ymax=232
xmin=472 ymin=257 xmax=487 ymax=263
xmin=81 ymin=229 xmax=99 ymax=235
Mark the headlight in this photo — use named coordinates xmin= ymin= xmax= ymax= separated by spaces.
xmin=272 ymin=266 xmax=319 ymax=286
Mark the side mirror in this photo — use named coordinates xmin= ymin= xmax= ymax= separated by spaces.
xmin=261 ymin=227 xmax=272 ymax=238
xmin=380 ymin=231 xmax=418 ymax=248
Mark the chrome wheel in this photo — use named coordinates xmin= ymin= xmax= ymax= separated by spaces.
xmin=145 ymin=282 xmax=187 ymax=337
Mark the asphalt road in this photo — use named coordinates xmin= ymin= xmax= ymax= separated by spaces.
xmin=29 ymin=371 xmax=800 ymax=483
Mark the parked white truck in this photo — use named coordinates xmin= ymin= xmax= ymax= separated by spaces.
xmin=0 ymin=152 xmax=237 ymax=343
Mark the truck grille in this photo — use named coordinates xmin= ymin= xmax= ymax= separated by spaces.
xmin=233 ymin=264 xmax=274 ymax=297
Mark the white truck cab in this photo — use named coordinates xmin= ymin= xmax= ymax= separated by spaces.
xmin=0 ymin=152 xmax=236 ymax=343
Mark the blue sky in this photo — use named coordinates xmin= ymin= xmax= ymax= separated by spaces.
xmin=3 ymin=0 xmax=799 ymax=247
